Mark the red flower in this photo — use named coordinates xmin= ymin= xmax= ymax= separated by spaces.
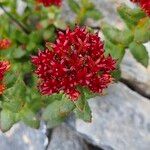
xmin=0 ymin=84 xmax=5 ymax=95
xmin=0 ymin=61 xmax=10 ymax=95
xmin=32 ymin=26 xmax=116 ymax=101
xmin=130 ymin=0 xmax=150 ymax=16
xmin=37 ymin=0 xmax=61 ymax=7
xmin=0 ymin=39 xmax=11 ymax=50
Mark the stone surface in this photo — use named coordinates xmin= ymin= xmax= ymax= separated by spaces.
xmin=0 ymin=122 xmax=48 ymax=150
xmin=48 ymin=124 xmax=88 ymax=150
xmin=121 ymin=43 xmax=150 ymax=97
xmin=74 ymin=83 xmax=150 ymax=150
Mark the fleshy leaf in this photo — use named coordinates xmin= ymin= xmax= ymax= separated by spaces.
xmin=19 ymin=108 xmax=40 ymax=128
xmin=129 ymin=42 xmax=149 ymax=67
xmin=42 ymin=94 xmax=75 ymax=128
xmin=104 ymin=40 xmax=125 ymax=65
xmin=74 ymin=100 xmax=92 ymax=122
xmin=68 ymin=0 xmax=80 ymax=13
xmin=117 ymin=4 xmax=146 ymax=29
xmin=134 ymin=18 xmax=150 ymax=43
xmin=0 ymin=109 xmax=15 ymax=132
xmin=101 ymin=22 xmax=133 ymax=46
xmin=85 ymin=9 xmax=102 ymax=20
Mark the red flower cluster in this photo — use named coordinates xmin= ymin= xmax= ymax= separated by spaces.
xmin=37 ymin=0 xmax=61 ymax=7
xmin=0 ymin=39 xmax=11 ymax=50
xmin=32 ymin=26 xmax=116 ymax=100
xmin=0 ymin=61 xmax=10 ymax=95
xmin=130 ymin=0 xmax=150 ymax=16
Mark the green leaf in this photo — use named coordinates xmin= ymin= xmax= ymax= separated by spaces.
xmin=117 ymin=4 xmax=146 ymax=29
xmin=86 ymin=9 xmax=102 ymax=20
xmin=111 ymin=69 xmax=121 ymax=81
xmin=48 ymin=93 xmax=64 ymax=102
xmin=102 ymin=23 xmax=133 ymax=46
xmin=104 ymin=40 xmax=125 ymax=65
xmin=12 ymin=47 xmax=26 ymax=59
xmin=81 ymin=0 xmax=94 ymax=9
xmin=129 ymin=42 xmax=149 ymax=67
xmin=68 ymin=0 xmax=80 ymax=13
xmin=74 ymin=89 xmax=86 ymax=111
xmin=134 ymin=18 xmax=150 ymax=43
xmin=26 ymin=42 xmax=36 ymax=52
xmin=42 ymin=94 xmax=75 ymax=127
xmin=82 ymin=87 xmax=97 ymax=100
xmin=29 ymin=31 xmax=42 ymax=43
xmin=19 ymin=108 xmax=40 ymax=128
xmin=4 ymin=76 xmax=26 ymax=101
xmin=54 ymin=20 xmax=66 ymax=30
xmin=2 ymin=100 xmax=22 ymax=113
xmin=74 ymin=100 xmax=92 ymax=122
xmin=11 ymin=30 xmax=28 ymax=44
xmin=2 ymin=76 xmax=27 ymax=112
xmin=0 ymin=109 xmax=15 ymax=132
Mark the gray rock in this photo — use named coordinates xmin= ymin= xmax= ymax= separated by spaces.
xmin=121 ymin=43 xmax=150 ymax=97
xmin=48 ymin=124 xmax=88 ymax=150
xmin=74 ymin=83 xmax=150 ymax=150
xmin=0 ymin=122 xmax=48 ymax=150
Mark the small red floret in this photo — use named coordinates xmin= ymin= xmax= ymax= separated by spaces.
xmin=0 ymin=39 xmax=11 ymax=50
xmin=0 ymin=61 xmax=10 ymax=95
xmin=37 ymin=0 xmax=62 ymax=7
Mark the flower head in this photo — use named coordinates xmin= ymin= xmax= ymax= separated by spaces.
xmin=32 ymin=26 xmax=116 ymax=100
xmin=0 ymin=39 xmax=11 ymax=50
xmin=36 ymin=0 xmax=61 ymax=7
xmin=0 ymin=61 xmax=10 ymax=95
xmin=0 ymin=84 xmax=5 ymax=95
xmin=130 ymin=0 xmax=150 ymax=16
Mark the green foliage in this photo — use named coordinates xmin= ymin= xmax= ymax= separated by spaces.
xmin=0 ymin=76 xmax=41 ymax=131
xmin=74 ymin=87 xmax=94 ymax=122
xmin=102 ymin=22 xmax=133 ymax=47
xmin=104 ymin=40 xmax=125 ymax=65
xmin=68 ymin=0 xmax=102 ymax=25
xmin=74 ymin=100 xmax=92 ymax=122
xmin=0 ymin=109 xmax=15 ymax=132
xmin=102 ymin=3 xmax=150 ymax=74
xmin=68 ymin=0 xmax=80 ymax=13
xmin=117 ymin=4 xmax=146 ymax=29
xmin=42 ymin=94 xmax=75 ymax=128
xmin=74 ymin=95 xmax=85 ymax=111
xmin=134 ymin=18 xmax=150 ymax=43
xmin=129 ymin=42 xmax=149 ymax=67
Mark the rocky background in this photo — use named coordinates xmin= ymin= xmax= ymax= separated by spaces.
xmin=0 ymin=0 xmax=150 ymax=150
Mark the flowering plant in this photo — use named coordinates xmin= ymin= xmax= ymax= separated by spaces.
xmin=0 ymin=0 xmax=149 ymax=132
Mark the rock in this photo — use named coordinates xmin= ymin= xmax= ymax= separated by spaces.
xmin=73 ymin=83 xmax=150 ymax=150
xmin=0 ymin=122 xmax=48 ymax=150
xmin=121 ymin=43 xmax=150 ymax=98
xmin=48 ymin=124 xmax=88 ymax=150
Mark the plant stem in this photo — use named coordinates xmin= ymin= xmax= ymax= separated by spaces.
xmin=0 ymin=5 xmax=30 ymax=34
